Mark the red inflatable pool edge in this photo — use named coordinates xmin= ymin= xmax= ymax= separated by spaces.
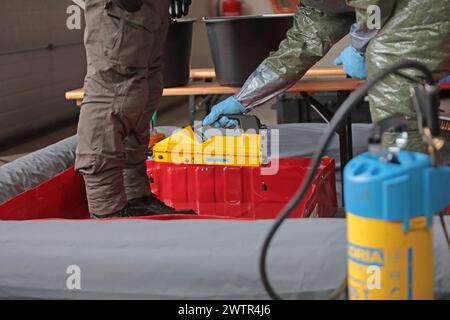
xmin=0 ymin=167 xmax=90 ymax=221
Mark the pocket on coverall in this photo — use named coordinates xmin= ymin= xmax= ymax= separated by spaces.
xmin=101 ymin=0 xmax=159 ymax=68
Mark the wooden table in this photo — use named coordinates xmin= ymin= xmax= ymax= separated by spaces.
xmin=66 ymin=67 xmax=354 ymax=104
xmin=189 ymin=66 xmax=347 ymax=80
xmin=65 ymin=78 xmax=362 ymax=104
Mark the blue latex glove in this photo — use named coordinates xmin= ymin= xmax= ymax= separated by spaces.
xmin=334 ymin=46 xmax=367 ymax=79
xmin=440 ymin=75 xmax=450 ymax=84
xmin=202 ymin=96 xmax=246 ymax=128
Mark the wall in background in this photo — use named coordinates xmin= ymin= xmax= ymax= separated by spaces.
xmin=0 ymin=0 xmax=86 ymax=148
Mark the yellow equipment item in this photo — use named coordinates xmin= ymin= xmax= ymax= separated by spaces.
xmin=152 ymin=115 xmax=268 ymax=167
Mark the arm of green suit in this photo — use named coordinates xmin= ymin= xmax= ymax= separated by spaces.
xmin=346 ymin=0 xmax=396 ymax=52
xmin=235 ymin=4 xmax=354 ymax=110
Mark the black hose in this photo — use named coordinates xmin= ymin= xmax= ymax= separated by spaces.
xmin=440 ymin=213 xmax=450 ymax=251
xmin=259 ymin=60 xmax=435 ymax=300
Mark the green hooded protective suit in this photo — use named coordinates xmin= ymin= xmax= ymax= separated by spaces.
xmin=233 ymin=0 xmax=450 ymax=151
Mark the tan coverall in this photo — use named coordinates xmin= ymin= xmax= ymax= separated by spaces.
xmin=76 ymin=0 xmax=170 ymax=215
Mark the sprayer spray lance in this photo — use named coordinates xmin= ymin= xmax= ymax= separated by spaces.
xmin=259 ymin=60 xmax=450 ymax=300
xmin=411 ymin=84 xmax=446 ymax=166
xmin=411 ymin=81 xmax=450 ymax=260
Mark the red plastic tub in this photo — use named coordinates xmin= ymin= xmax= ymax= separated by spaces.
xmin=0 ymin=158 xmax=337 ymax=221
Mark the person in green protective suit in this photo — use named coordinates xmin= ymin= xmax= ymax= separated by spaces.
xmin=203 ymin=0 xmax=450 ymax=151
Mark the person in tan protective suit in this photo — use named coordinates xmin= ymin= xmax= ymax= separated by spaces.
xmin=76 ymin=0 xmax=194 ymax=218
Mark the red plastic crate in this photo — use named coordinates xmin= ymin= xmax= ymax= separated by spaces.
xmin=147 ymin=157 xmax=337 ymax=219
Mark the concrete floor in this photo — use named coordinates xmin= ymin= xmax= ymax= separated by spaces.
xmin=0 ymin=123 xmax=79 ymax=165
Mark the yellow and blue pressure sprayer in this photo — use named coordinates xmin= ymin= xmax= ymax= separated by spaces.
xmin=345 ymin=115 xmax=449 ymax=300
xmin=259 ymin=61 xmax=450 ymax=300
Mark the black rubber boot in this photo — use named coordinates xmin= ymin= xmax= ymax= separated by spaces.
xmin=128 ymin=195 xmax=197 ymax=215
xmin=90 ymin=202 xmax=178 ymax=219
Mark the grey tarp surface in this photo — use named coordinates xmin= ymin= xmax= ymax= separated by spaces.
xmin=0 ymin=123 xmax=449 ymax=299
xmin=0 ymin=136 xmax=77 ymax=204
xmin=0 ymin=217 xmax=449 ymax=300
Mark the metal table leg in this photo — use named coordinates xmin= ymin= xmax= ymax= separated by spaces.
xmin=336 ymin=91 xmax=354 ymax=205
xmin=190 ymin=94 xmax=225 ymax=126
xmin=276 ymin=94 xmax=303 ymax=124
xmin=188 ymin=95 xmax=196 ymax=126
xmin=338 ymin=119 xmax=352 ymax=168
xmin=346 ymin=115 xmax=354 ymax=160
xmin=336 ymin=91 xmax=354 ymax=165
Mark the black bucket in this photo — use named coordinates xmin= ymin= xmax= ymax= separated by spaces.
xmin=204 ymin=14 xmax=294 ymax=86
xmin=163 ymin=19 xmax=196 ymax=88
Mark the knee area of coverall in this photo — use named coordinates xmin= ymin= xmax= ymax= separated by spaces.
xmin=76 ymin=104 xmax=131 ymax=176
xmin=81 ymin=67 xmax=151 ymax=153
xmin=75 ymin=151 xmax=127 ymax=176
